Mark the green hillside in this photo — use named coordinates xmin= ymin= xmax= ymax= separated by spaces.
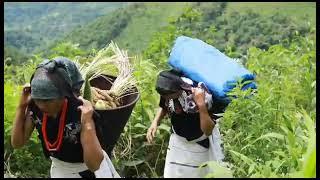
xmin=226 ymin=2 xmax=316 ymax=26
xmin=4 ymin=2 xmax=127 ymax=54
xmin=59 ymin=2 xmax=191 ymax=54
xmin=55 ymin=2 xmax=316 ymax=56
xmin=142 ymin=1 xmax=315 ymax=67
xmin=4 ymin=2 xmax=315 ymax=65
xmin=114 ymin=2 xmax=190 ymax=54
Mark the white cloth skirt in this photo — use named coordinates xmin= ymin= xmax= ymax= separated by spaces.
xmin=164 ymin=125 xmax=224 ymax=178
xmin=50 ymin=150 xmax=120 ymax=178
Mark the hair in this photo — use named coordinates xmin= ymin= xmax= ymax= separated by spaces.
xmin=155 ymin=69 xmax=186 ymax=95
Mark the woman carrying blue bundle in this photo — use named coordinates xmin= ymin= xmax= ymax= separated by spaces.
xmin=146 ymin=69 xmax=225 ymax=178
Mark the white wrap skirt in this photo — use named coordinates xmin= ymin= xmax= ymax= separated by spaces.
xmin=163 ymin=125 xmax=224 ymax=178
xmin=50 ymin=150 xmax=120 ymax=178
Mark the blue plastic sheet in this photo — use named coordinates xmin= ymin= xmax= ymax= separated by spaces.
xmin=168 ymin=36 xmax=257 ymax=103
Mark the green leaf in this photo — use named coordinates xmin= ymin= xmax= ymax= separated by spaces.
xmin=248 ymin=163 xmax=255 ymax=174
xmin=134 ymin=123 xmax=147 ymax=129
xmin=302 ymin=147 xmax=316 ymax=177
xmin=241 ymin=132 xmax=285 ymax=151
xmin=123 ymin=159 xmax=145 ymax=167
xmin=158 ymin=123 xmax=171 ymax=133
xmin=144 ymin=108 xmax=155 ymax=122
xmin=254 ymin=132 xmax=285 ymax=142
xmin=83 ymin=77 xmax=92 ymax=101
xmin=202 ymin=161 xmax=233 ymax=178
xmin=301 ymin=110 xmax=316 ymax=178
xmin=274 ymin=160 xmax=286 ymax=174
xmin=229 ymin=150 xmax=255 ymax=165
xmin=132 ymin=133 xmax=146 ymax=138
xmin=272 ymin=150 xmax=286 ymax=158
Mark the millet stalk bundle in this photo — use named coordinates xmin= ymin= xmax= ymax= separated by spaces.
xmin=79 ymin=41 xmax=137 ymax=110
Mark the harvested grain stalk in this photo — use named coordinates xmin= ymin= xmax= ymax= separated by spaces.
xmin=79 ymin=41 xmax=137 ymax=110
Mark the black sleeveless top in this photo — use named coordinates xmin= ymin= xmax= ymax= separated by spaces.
xmin=29 ymin=98 xmax=86 ymax=163
xmin=159 ymin=96 xmax=225 ymax=148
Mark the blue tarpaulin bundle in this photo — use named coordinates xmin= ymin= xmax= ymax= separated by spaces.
xmin=168 ymin=36 xmax=257 ymax=104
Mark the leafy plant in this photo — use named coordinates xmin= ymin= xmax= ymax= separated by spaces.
xmin=218 ymin=36 xmax=315 ymax=178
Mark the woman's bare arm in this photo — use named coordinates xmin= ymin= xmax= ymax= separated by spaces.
xmin=192 ymin=87 xmax=215 ymax=136
xmin=198 ymin=105 xmax=215 ymax=136
xmin=78 ymin=96 xmax=104 ymax=172
xmin=11 ymin=85 xmax=35 ymax=148
xmin=146 ymin=107 xmax=167 ymax=143
xmin=153 ymin=107 xmax=167 ymax=125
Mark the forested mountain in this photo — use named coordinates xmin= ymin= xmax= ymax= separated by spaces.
xmin=50 ymin=2 xmax=191 ymax=54
xmin=4 ymin=2 xmax=128 ymax=54
xmin=4 ymin=2 xmax=315 ymax=64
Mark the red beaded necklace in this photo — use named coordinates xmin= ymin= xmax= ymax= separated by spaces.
xmin=41 ymin=98 xmax=68 ymax=152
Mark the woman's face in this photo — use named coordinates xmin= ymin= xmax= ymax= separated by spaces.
xmin=33 ymin=98 xmax=64 ymax=117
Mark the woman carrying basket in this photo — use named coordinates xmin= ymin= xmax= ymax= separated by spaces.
xmin=11 ymin=57 xmax=120 ymax=178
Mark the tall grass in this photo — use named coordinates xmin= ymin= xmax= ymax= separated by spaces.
xmin=209 ymin=36 xmax=316 ymax=178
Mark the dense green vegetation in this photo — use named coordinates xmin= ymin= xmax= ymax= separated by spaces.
xmin=226 ymin=2 xmax=316 ymax=26
xmin=4 ymin=45 xmax=30 ymax=66
xmin=221 ymin=36 xmax=316 ymax=178
xmin=4 ymin=2 xmax=316 ymax=178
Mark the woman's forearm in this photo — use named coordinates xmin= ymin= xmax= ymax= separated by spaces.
xmin=153 ymin=107 xmax=167 ymax=125
xmin=12 ymin=84 xmax=34 ymax=148
xmin=80 ymin=119 xmax=104 ymax=172
xmin=11 ymin=105 xmax=29 ymax=148
xmin=198 ymin=105 xmax=215 ymax=136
